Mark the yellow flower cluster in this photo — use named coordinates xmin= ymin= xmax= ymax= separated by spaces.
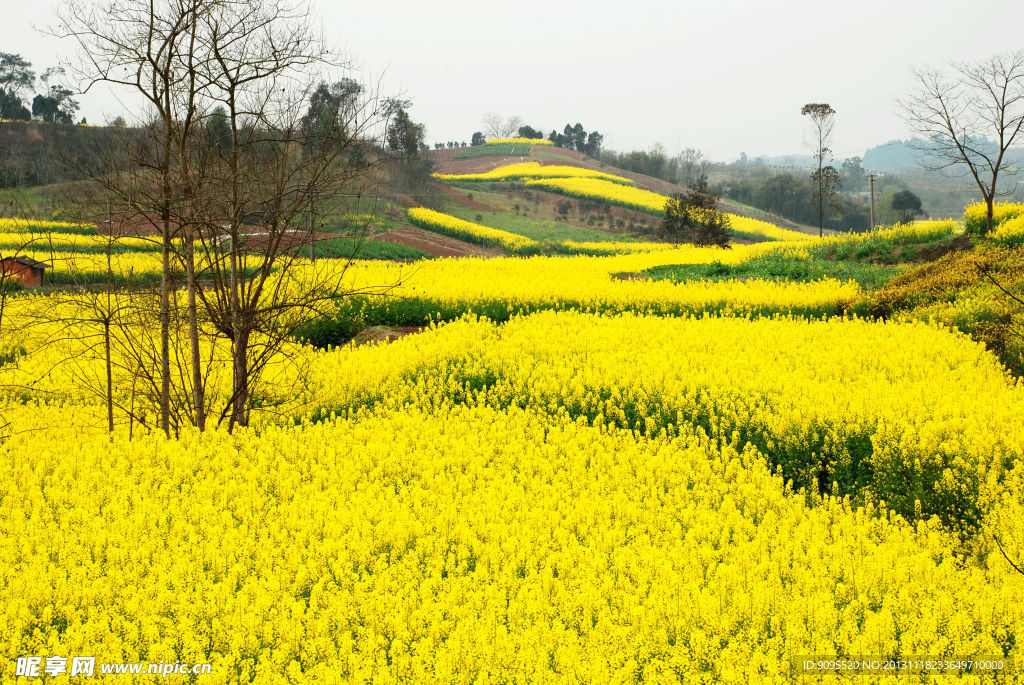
xmin=958 ymin=200 xmax=1024 ymax=237
xmin=4 ymin=199 xmax=1024 ymax=681
xmin=333 ymin=244 xmax=858 ymax=319
xmin=484 ymin=137 xmax=554 ymax=146
xmin=0 ymin=217 xmax=94 ymax=232
xmin=406 ymin=207 xmax=538 ymax=252
xmin=993 ymin=214 xmax=1024 ymax=244
xmin=962 ymin=198 xmax=1019 ymax=228
xmin=524 ymin=176 xmax=668 ymax=213
xmin=0 ymin=231 xmax=157 ymax=254
xmin=434 ymin=161 xmax=633 ymax=184
xmin=3 ymin=309 xmax=1024 ymax=681
xmin=727 ymin=215 xmax=814 ymax=243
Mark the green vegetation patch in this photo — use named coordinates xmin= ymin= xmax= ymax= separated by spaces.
xmin=444 ymin=207 xmax=635 ymax=244
xmin=297 ymin=237 xmax=432 ymax=261
xmin=644 ymin=255 xmax=903 ymax=290
xmin=453 ymin=144 xmax=533 ymax=160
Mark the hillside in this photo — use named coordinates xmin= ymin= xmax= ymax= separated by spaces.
xmin=427 ymin=144 xmax=820 ymax=236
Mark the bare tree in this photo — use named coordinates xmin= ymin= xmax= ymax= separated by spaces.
xmin=899 ymin=51 xmax=1024 ymax=235
xmin=801 ymin=103 xmax=840 ymax=237
xmin=481 ymin=111 xmax=522 ymax=140
xmin=57 ymin=0 xmax=394 ymax=433
xmin=57 ymin=0 xmax=214 ymax=436
xmin=675 ymin=148 xmax=708 ymax=187
xmin=187 ymin=0 xmax=390 ymax=430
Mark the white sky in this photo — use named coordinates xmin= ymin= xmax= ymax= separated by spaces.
xmin=4 ymin=0 xmax=1023 ymax=161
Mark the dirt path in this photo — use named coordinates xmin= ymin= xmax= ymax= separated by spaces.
xmin=374 ymin=225 xmax=502 ymax=258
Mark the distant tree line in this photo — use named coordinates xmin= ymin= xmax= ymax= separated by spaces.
xmin=0 ymin=53 xmax=81 ymax=124
xmin=717 ymin=158 xmax=924 ymax=231
xmin=600 ymin=146 xmax=710 ymax=187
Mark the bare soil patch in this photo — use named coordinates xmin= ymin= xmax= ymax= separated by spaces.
xmin=375 ymin=225 xmax=502 ymax=258
xmin=428 ymin=147 xmax=533 ymax=175
xmin=350 ymin=325 xmax=424 ymax=346
xmin=914 ymin=234 xmax=973 ymax=262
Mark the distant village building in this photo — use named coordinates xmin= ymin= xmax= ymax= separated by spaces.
xmin=1 ymin=256 xmax=50 ymax=287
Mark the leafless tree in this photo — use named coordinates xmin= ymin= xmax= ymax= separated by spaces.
xmin=56 ymin=0 xmax=396 ymax=433
xmin=190 ymin=0 xmax=393 ymax=430
xmin=675 ymin=148 xmax=708 ymax=187
xmin=57 ymin=0 xmax=214 ymax=435
xmin=899 ymin=51 xmax=1024 ymax=235
xmin=481 ymin=111 xmax=522 ymax=140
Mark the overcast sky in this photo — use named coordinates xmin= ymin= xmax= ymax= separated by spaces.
xmin=4 ymin=0 xmax=1023 ymax=161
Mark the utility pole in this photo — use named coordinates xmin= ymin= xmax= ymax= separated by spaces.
xmin=868 ymin=174 xmax=877 ymax=231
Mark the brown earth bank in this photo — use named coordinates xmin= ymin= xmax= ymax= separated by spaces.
xmin=427 ymin=147 xmax=533 ymax=175
xmin=374 ymin=225 xmax=502 ymax=258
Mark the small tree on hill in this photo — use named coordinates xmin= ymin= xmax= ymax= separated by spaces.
xmin=659 ymin=182 xmax=732 ymax=248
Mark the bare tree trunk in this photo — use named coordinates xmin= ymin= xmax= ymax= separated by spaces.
xmin=105 ymin=243 xmax=114 ymax=433
xmin=159 ymin=213 xmax=172 ymax=437
xmin=104 ymin=318 xmax=114 ymax=433
xmin=185 ymin=233 xmax=205 ymax=430
xmin=818 ymin=171 xmax=824 ymax=238
xmin=181 ymin=3 xmax=204 ymax=431
xmin=230 ymin=327 xmax=249 ymax=431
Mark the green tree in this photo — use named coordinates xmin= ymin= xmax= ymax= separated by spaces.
xmin=517 ymin=124 xmax=543 ymax=139
xmin=840 ymin=156 xmax=866 ymax=192
xmin=471 ymin=131 xmax=485 ymax=146
xmin=31 ymin=85 xmax=79 ymax=124
xmin=659 ymin=182 xmax=732 ymax=247
xmin=205 ymin=106 xmax=232 ymax=150
xmin=301 ymin=79 xmax=363 ymax=152
xmin=0 ymin=88 xmax=30 ymax=120
xmin=31 ymin=69 xmax=78 ymax=124
xmin=801 ymin=103 xmax=840 ymax=236
xmin=386 ymin=108 xmax=425 ymax=157
xmin=891 ymin=190 xmax=925 ymax=223
xmin=0 ymin=53 xmax=33 ymax=91
xmin=571 ymin=123 xmax=586 ymax=152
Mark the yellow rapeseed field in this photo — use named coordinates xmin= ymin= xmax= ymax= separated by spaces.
xmin=435 ymin=162 xmax=633 ymax=184
xmin=484 ymin=137 xmax=554 ymax=146
xmin=406 ymin=207 xmax=538 ymax=252
xmin=3 ymin=309 xmax=1024 ymax=682
xmin=2 ymin=212 xmax=1024 ymax=682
